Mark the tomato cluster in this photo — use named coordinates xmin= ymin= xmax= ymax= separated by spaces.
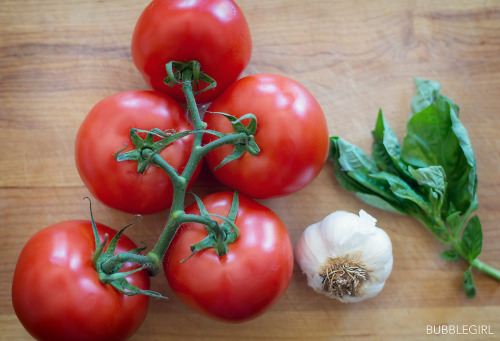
xmin=12 ymin=0 xmax=329 ymax=339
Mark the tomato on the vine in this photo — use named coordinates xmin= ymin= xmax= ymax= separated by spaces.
xmin=131 ymin=0 xmax=252 ymax=104
xmin=75 ymin=90 xmax=200 ymax=214
xmin=203 ymin=74 xmax=330 ymax=199
xmin=12 ymin=220 xmax=150 ymax=341
xmin=164 ymin=191 xmax=294 ymax=322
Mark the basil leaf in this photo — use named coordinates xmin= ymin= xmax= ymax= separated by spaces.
xmin=445 ymin=208 xmax=462 ymax=232
xmin=405 ymin=79 xmax=476 ymax=215
xmin=411 ymin=78 xmax=459 ymax=118
xmin=370 ymin=172 xmax=429 ymax=215
xmin=401 ymin=102 xmax=474 ymax=214
xmin=409 ymin=166 xmax=446 ymax=217
xmin=440 ymin=249 xmax=460 ymax=262
xmin=329 ymin=137 xmax=376 ymax=193
xmin=330 ymin=137 xmax=408 ymax=213
xmin=336 ymin=138 xmax=378 ymax=173
xmin=371 ymin=110 xmax=414 ymax=181
xmin=411 ymin=78 xmax=441 ymax=115
xmin=450 ymin=112 xmax=478 ymax=206
xmin=461 ymin=215 xmax=482 ymax=261
xmin=409 ymin=166 xmax=446 ymax=196
xmin=372 ymin=110 xmax=401 ymax=172
xmin=463 ymin=267 xmax=477 ymax=299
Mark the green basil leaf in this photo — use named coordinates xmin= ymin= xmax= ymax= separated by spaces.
xmin=450 ymin=111 xmax=478 ymax=205
xmin=409 ymin=166 xmax=446 ymax=216
xmin=411 ymin=78 xmax=459 ymax=118
xmin=463 ymin=267 xmax=477 ymax=299
xmin=409 ymin=166 xmax=446 ymax=196
xmin=370 ymin=171 xmax=429 ymax=215
xmin=445 ymin=207 xmax=462 ymax=233
xmin=329 ymin=137 xmax=375 ymax=193
xmin=330 ymin=137 xmax=408 ymax=214
xmin=440 ymin=249 xmax=460 ymax=262
xmin=371 ymin=110 xmax=415 ymax=182
xmin=411 ymin=78 xmax=441 ymax=115
xmin=402 ymin=104 xmax=456 ymax=169
xmin=348 ymin=170 xmax=406 ymax=209
xmin=461 ymin=215 xmax=482 ymax=261
xmin=337 ymin=138 xmax=378 ymax=173
xmin=401 ymin=102 xmax=474 ymax=214
xmin=330 ymin=137 xmax=380 ymax=193
xmin=372 ymin=110 xmax=400 ymax=172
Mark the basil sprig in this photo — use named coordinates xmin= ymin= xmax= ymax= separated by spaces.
xmin=329 ymin=78 xmax=499 ymax=298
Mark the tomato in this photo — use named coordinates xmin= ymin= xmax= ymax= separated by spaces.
xmin=12 ymin=220 xmax=150 ymax=341
xmin=131 ymin=0 xmax=252 ymax=104
xmin=164 ymin=191 xmax=294 ymax=322
xmin=203 ymin=74 xmax=330 ymax=199
xmin=75 ymin=90 xmax=200 ymax=214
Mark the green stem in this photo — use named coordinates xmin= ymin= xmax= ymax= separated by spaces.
xmin=415 ymin=213 xmax=500 ymax=284
xmin=145 ymin=155 xmax=188 ymax=275
xmin=101 ymin=253 xmax=156 ymax=275
xmin=470 ymin=258 xmax=500 ymax=280
xmin=446 ymin=228 xmax=500 ymax=282
xmin=178 ymin=69 xmax=207 ymax=183
xmin=414 ymin=214 xmax=450 ymax=245
xmin=197 ymin=132 xmax=248 ymax=156
xmin=107 ymin=64 xmax=253 ymax=279
xmin=182 ymin=69 xmax=206 ymax=131
xmin=177 ymin=213 xmax=219 ymax=229
xmin=143 ymin=148 xmax=182 ymax=182
xmin=143 ymin=67 xmax=237 ymax=273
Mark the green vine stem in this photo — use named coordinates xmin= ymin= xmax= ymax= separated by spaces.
xmin=98 ymin=61 xmax=258 ymax=282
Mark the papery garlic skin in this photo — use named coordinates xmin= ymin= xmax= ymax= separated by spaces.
xmin=295 ymin=210 xmax=393 ymax=303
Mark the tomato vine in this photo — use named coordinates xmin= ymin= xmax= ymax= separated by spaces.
xmin=95 ymin=61 xmax=260 ymax=286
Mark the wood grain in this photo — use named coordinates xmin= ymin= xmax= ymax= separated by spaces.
xmin=1 ymin=0 xmax=500 ymax=340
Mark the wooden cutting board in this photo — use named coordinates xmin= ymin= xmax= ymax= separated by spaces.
xmin=1 ymin=0 xmax=499 ymax=339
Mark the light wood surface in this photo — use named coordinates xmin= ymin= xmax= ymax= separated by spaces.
xmin=1 ymin=0 xmax=500 ymax=340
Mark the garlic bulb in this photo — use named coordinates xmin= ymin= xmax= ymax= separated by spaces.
xmin=295 ymin=210 xmax=393 ymax=303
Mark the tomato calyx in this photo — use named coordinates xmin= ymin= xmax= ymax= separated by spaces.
xmin=86 ymin=199 xmax=167 ymax=299
xmin=182 ymin=191 xmax=240 ymax=262
xmin=164 ymin=60 xmax=217 ymax=96
xmin=115 ymin=128 xmax=195 ymax=174
xmin=204 ymin=112 xmax=260 ymax=170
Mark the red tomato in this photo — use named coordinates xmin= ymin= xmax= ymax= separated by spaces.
xmin=75 ymin=90 xmax=200 ymax=214
xmin=12 ymin=220 xmax=150 ymax=341
xmin=203 ymin=74 xmax=329 ymax=199
xmin=131 ymin=0 xmax=252 ymax=104
xmin=164 ymin=191 xmax=294 ymax=322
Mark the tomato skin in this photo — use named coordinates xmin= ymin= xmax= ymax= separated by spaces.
xmin=75 ymin=90 xmax=200 ymax=214
xmin=164 ymin=191 xmax=294 ymax=322
xmin=203 ymin=74 xmax=329 ymax=199
xmin=12 ymin=220 xmax=150 ymax=341
xmin=131 ymin=0 xmax=252 ymax=104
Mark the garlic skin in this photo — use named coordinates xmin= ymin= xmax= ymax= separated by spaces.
xmin=295 ymin=210 xmax=393 ymax=303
